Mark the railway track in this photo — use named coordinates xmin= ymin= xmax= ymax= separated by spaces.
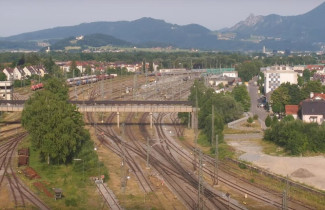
xmin=0 ymin=132 xmax=49 ymax=209
xmin=161 ymin=112 xmax=315 ymax=210
xmin=86 ymin=76 xmax=239 ymax=209
xmin=150 ymin=113 xmax=240 ymax=209
xmin=95 ymin=180 xmax=122 ymax=210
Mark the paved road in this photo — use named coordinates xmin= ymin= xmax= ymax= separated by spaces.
xmin=248 ymin=78 xmax=268 ymax=122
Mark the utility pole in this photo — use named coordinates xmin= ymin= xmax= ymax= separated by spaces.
xmin=121 ymin=123 xmax=127 ymax=193
xmin=193 ymin=85 xmax=198 ymax=171
xmin=286 ymin=175 xmax=289 ymax=199
xmin=110 ymin=77 xmax=113 ymax=100
xmin=100 ymin=79 xmax=104 ymax=100
xmin=146 ymin=137 xmax=150 ymax=169
xmin=213 ymin=134 xmax=219 ymax=186
xmin=282 ymin=175 xmax=289 ymax=210
xmin=211 ymin=105 xmax=214 ymax=148
xmin=282 ymin=190 xmax=287 ymax=210
xmin=197 ymin=149 xmax=205 ymax=210
xmin=133 ymin=74 xmax=136 ymax=100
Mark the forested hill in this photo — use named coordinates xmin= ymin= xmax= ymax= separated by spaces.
xmin=2 ymin=2 xmax=325 ymax=51
xmin=49 ymin=34 xmax=132 ymax=50
xmin=4 ymin=17 xmax=211 ymax=45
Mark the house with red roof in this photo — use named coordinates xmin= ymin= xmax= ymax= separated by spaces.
xmin=285 ymin=105 xmax=299 ymax=119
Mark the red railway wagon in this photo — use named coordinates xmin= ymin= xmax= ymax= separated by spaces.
xmin=31 ymin=83 xmax=44 ymax=91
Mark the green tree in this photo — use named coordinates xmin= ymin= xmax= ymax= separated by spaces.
xmin=43 ymin=56 xmax=55 ymax=74
xmin=149 ymin=61 xmax=154 ymax=72
xmin=301 ymin=80 xmax=323 ymax=99
xmin=287 ymin=84 xmax=302 ymax=105
xmin=271 ymin=84 xmax=290 ymax=113
xmin=21 ymin=78 xmax=88 ymax=164
xmin=232 ymin=85 xmax=251 ymax=112
xmin=265 ymin=115 xmax=272 ymax=127
xmin=0 ymin=72 xmax=7 ymax=81
xmin=297 ymin=75 xmax=304 ymax=86
xmin=272 ymin=116 xmax=278 ymax=126
xmin=247 ymin=117 xmax=253 ymax=123
xmin=303 ymin=69 xmax=311 ymax=82
xmin=237 ymin=61 xmax=262 ymax=82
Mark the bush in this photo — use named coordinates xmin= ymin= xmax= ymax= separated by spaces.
xmin=264 ymin=120 xmax=325 ymax=155
xmin=65 ymin=198 xmax=78 ymax=207
xmin=253 ymin=114 xmax=258 ymax=120
xmin=247 ymin=117 xmax=253 ymax=123
xmin=238 ymin=162 xmax=247 ymax=169
xmin=265 ymin=115 xmax=272 ymax=127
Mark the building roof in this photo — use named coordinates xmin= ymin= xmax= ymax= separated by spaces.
xmin=285 ymin=105 xmax=299 ymax=115
xmin=306 ymin=65 xmax=325 ymax=71
xmin=312 ymin=93 xmax=325 ymax=100
xmin=3 ymin=67 xmax=14 ymax=74
xmin=301 ymin=100 xmax=325 ymax=117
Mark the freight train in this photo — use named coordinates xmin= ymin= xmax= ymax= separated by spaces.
xmin=66 ymin=74 xmax=115 ymax=86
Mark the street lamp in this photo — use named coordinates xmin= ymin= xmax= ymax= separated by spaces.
xmin=94 ymin=147 xmax=101 ymax=181
xmin=73 ymin=158 xmax=84 ymax=183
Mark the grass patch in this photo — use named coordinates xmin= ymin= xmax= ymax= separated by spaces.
xmin=178 ymin=136 xmax=185 ymax=141
xmin=197 ymin=133 xmax=211 ymax=147
xmin=223 ymin=126 xmax=261 ymax=134
xmin=260 ymin=139 xmax=287 ymax=156
xmin=18 ymin=136 xmax=108 ymax=209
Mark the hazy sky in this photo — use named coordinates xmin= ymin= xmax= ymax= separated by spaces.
xmin=0 ymin=0 xmax=324 ymax=37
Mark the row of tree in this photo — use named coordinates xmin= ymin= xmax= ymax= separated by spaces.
xmin=264 ymin=116 xmax=325 ymax=155
xmin=1 ymin=51 xmax=323 ymax=74
xmin=179 ymin=80 xmax=248 ymax=145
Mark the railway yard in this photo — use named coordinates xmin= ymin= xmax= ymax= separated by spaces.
xmin=0 ymin=73 xmax=324 ymax=209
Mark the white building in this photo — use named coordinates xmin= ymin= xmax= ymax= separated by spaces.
xmin=2 ymin=68 xmax=14 ymax=80
xmin=0 ymin=81 xmax=13 ymax=100
xmin=13 ymin=67 xmax=25 ymax=80
xmin=222 ymin=71 xmax=238 ymax=78
xmin=264 ymin=67 xmax=298 ymax=94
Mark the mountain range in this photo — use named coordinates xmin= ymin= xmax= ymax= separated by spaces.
xmin=1 ymin=2 xmax=325 ymax=52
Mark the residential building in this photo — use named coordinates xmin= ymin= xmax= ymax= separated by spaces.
xmin=285 ymin=105 xmax=299 ymax=119
xmin=222 ymin=71 xmax=238 ymax=78
xmin=264 ymin=66 xmax=298 ymax=94
xmin=13 ymin=67 xmax=25 ymax=80
xmin=2 ymin=68 xmax=14 ymax=80
xmin=310 ymin=92 xmax=325 ymax=100
xmin=305 ymin=65 xmax=325 ymax=72
xmin=301 ymin=100 xmax=325 ymax=125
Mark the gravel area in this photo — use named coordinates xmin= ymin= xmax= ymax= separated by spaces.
xmin=226 ymin=135 xmax=325 ymax=191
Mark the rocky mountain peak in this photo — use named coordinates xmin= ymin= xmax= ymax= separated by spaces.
xmin=230 ymin=14 xmax=264 ymax=31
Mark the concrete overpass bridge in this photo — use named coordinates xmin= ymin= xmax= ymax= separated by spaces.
xmin=0 ymin=100 xmax=198 ymax=128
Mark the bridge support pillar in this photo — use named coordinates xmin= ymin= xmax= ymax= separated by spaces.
xmin=188 ymin=112 xmax=191 ymax=129
xmin=191 ymin=111 xmax=197 ymax=130
xmin=117 ymin=112 xmax=120 ymax=128
xmin=150 ymin=112 xmax=153 ymax=129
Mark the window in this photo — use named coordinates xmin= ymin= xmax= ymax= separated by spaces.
xmin=309 ymin=116 xmax=318 ymax=123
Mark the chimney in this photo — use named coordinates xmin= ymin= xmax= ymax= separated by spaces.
xmin=310 ymin=92 xmax=314 ymax=99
